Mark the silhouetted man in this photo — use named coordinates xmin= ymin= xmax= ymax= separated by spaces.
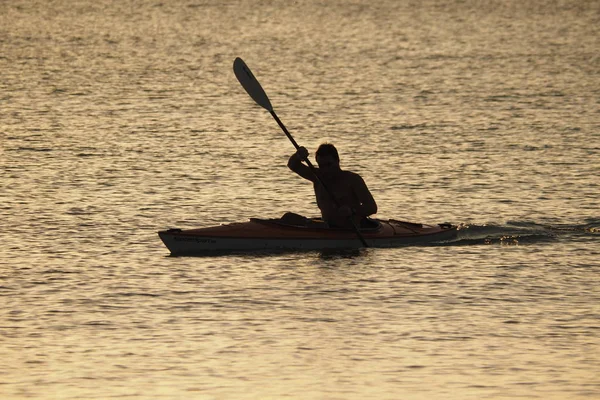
xmin=288 ymin=143 xmax=377 ymax=228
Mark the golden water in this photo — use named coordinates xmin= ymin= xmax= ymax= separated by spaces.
xmin=1 ymin=0 xmax=599 ymax=399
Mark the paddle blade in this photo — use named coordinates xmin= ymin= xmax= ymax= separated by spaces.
xmin=233 ymin=57 xmax=273 ymax=112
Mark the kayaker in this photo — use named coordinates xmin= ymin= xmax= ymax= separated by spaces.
xmin=287 ymin=143 xmax=377 ymax=228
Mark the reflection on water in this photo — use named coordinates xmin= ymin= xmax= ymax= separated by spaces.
xmin=1 ymin=0 xmax=599 ymax=399
xmin=317 ymin=248 xmax=366 ymax=260
xmin=168 ymin=247 xmax=368 ymax=259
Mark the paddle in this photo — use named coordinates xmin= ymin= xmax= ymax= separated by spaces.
xmin=233 ymin=57 xmax=369 ymax=247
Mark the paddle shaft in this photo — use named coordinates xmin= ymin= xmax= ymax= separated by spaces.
xmin=270 ymin=111 xmax=301 ymax=151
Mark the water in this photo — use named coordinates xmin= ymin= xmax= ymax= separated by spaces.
xmin=1 ymin=0 xmax=599 ymax=398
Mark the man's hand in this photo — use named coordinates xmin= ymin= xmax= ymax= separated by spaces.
xmin=295 ymin=146 xmax=309 ymax=161
xmin=288 ymin=146 xmax=317 ymax=182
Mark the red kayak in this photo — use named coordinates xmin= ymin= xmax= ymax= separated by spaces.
xmin=158 ymin=214 xmax=458 ymax=255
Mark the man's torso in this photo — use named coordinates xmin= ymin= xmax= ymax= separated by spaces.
xmin=313 ymin=170 xmax=361 ymax=221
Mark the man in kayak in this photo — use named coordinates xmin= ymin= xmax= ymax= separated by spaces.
xmin=287 ymin=143 xmax=377 ymax=228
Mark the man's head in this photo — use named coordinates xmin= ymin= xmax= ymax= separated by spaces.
xmin=316 ymin=143 xmax=339 ymax=162
xmin=316 ymin=143 xmax=340 ymax=177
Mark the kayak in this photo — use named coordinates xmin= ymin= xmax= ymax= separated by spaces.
xmin=158 ymin=214 xmax=458 ymax=255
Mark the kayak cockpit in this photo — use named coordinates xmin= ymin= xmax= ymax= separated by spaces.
xmin=252 ymin=212 xmax=383 ymax=232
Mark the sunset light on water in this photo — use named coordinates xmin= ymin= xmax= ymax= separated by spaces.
xmin=1 ymin=0 xmax=599 ymax=399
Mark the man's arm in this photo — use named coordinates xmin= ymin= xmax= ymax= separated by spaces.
xmin=287 ymin=147 xmax=317 ymax=182
xmin=352 ymin=174 xmax=377 ymax=217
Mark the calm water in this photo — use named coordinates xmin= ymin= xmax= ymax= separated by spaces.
xmin=1 ymin=0 xmax=599 ymax=399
